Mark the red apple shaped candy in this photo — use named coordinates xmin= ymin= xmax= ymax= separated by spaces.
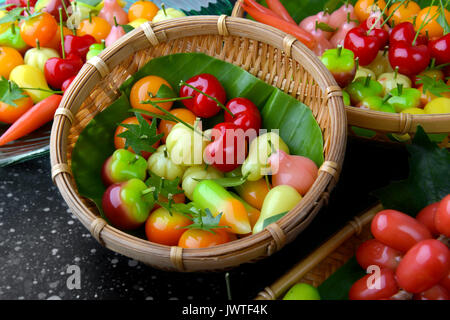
xmin=269 ymin=150 xmax=318 ymax=196
xmin=102 ymin=179 xmax=154 ymax=230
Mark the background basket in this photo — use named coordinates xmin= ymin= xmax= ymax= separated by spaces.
xmin=232 ymin=0 xmax=450 ymax=147
xmin=254 ymin=203 xmax=381 ymax=300
xmin=50 ymin=15 xmax=346 ymax=272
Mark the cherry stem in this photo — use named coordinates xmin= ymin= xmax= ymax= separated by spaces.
xmin=162 ymin=3 xmax=167 ymax=16
xmin=59 ymin=8 xmax=65 ymax=59
xmin=412 ymin=0 xmax=438 ymax=46
xmin=382 ymin=45 xmax=388 ymax=57
xmin=366 ymin=0 xmax=393 ymax=36
xmin=380 ymin=0 xmax=406 ymax=29
xmin=179 ymin=80 xmax=234 ymax=117
xmin=61 ymin=0 xmax=69 ymax=18
xmin=394 ymin=66 xmax=399 ymax=80
xmin=26 ymin=0 xmax=31 ymax=16
xmin=142 ymin=95 xmax=194 ymax=103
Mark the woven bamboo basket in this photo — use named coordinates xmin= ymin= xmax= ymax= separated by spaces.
xmin=254 ymin=203 xmax=381 ymax=300
xmin=50 ymin=15 xmax=347 ymax=272
xmin=232 ymin=0 xmax=450 ymax=147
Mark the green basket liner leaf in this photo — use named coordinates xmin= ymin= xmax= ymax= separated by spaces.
xmin=373 ymin=126 xmax=450 ymax=216
xmin=72 ymin=52 xmax=324 ymax=221
xmin=71 ymin=93 xmax=132 ymax=213
xmin=318 ymin=256 xmax=365 ymax=300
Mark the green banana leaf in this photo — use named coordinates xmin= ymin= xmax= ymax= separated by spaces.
xmin=71 ymin=93 xmax=132 ymax=215
xmin=72 ymin=52 xmax=324 ymax=219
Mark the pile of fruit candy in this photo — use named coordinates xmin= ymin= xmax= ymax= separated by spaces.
xmin=350 ymin=194 xmax=450 ymax=300
xmin=100 ymin=72 xmax=319 ymax=248
xmin=0 ymin=0 xmax=185 ymax=146
xmin=240 ymin=0 xmax=450 ymax=115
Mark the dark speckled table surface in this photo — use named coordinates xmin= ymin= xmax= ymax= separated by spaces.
xmin=0 ymin=138 xmax=409 ymax=300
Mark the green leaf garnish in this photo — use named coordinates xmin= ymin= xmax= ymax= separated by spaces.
xmin=262 ymin=211 xmax=288 ymax=230
xmin=416 ymin=75 xmax=450 ymax=97
xmin=0 ymin=7 xmax=25 ymax=24
xmin=183 ymin=208 xmax=229 ymax=234
xmin=155 ymin=84 xmax=176 ymax=99
xmin=0 ymin=77 xmax=27 ymax=106
xmin=117 ymin=112 xmax=163 ymax=155
xmin=373 ymin=126 xmax=450 ymax=216
xmin=145 ymin=172 xmax=184 ymax=200
xmin=121 ymin=24 xmax=134 ymax=34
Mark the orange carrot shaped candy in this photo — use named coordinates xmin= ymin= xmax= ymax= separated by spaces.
xmin=193 ymin=180 xmax=251 ymax=234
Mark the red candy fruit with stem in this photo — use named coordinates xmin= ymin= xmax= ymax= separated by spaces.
xmin=179 ymin=73 xmax=227 ymax=118
xmin=344 ymin=26 xmax=380 ymax=66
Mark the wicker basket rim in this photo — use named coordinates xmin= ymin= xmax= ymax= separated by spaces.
xmin=50 ymin=15 xmax=347 ymax=270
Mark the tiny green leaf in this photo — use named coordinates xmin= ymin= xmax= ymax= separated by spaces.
xmin=155 ymin=84 xmax=176 ymax=99
xmin=416 ymin=75 xmax=450 ymax=97
xmin=262 ymin=211 xmax=289 ymax=230
xmin=373 ymin=126 xmax=450 ymax=216
xmin=0 ymin=77 xmax=27 ymax=106
xmin=117 ymin=112 xmax=163 ymax=156
xmin=0 ymin=7 xmax=25 ymax=24
xmin=121 ymin=24 xmax=134 ymax=34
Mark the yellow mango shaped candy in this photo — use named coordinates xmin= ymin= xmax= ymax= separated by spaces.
xmin=9 ymin=65 xmax=52 ymax=103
